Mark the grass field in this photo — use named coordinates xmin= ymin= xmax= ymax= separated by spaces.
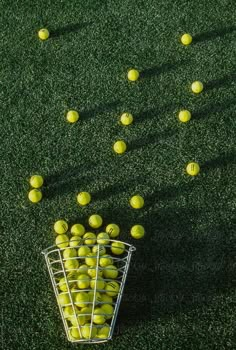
xmin=1 ymin=0 xmax=236 ymax=349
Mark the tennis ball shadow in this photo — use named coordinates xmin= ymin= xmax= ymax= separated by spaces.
xmin=194 ymin=25 xmax=236 ymax=43
xmin=135 ymin=102 xmax=177 ymax=123
xmin=204 ymin=72 xmax=236 ymax=91
xmin=193 ymin=97 xmax=235 ymax=120
xmin=201 ymin=151 xmax=236 ymax=171
xmin=80 ymin=100 xmax=121 ymax=120
xmin=50 ymin=22 xmax=92 ymax=38
xmin=140 ymin=60 xmax=189 ymax=79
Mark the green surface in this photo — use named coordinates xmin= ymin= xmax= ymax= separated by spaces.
xmin=1 ymin=0 xmax=236 ymax=349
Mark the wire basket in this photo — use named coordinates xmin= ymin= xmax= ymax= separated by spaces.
xmin=42 ymin=239 xmax=136 ymax=344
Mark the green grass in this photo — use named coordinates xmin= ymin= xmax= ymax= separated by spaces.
xmin=1 ymin=0 xmax=236 ymax=349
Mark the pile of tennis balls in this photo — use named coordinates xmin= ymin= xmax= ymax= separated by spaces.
xmin=53 ymin=215 xmax=141 ymax=341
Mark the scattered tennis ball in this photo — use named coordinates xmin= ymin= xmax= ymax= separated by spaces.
xmin=99 ymin=254 xmax=113 ymax=267
xmin=113 ymin=140 xmax=127 ymax=154
xmin=77 ymin=264 xmax=89 ymax=275
xmin=105 ymin=281 xmax=120 ymax=297
xmin=111 ymin=242 xmax=125 ymax=255
xmin=97 ymin=232 xmax=110 ymax=245
xmin=77 ymin=274 xmax=90 ymax=289
xmin=191 ymin=81 xmax=203 ymax=94
xmin=38 ymin=28 xmax=49 ymax=40
xmin=130 ymin=195 xmax=144 ymax=209
xmin=93 ymin=308 xmax=106 ymax=325
xmin=92 ymin=245 xmax=106 ymax=256
xmin=186 ymin=162 xmax=200 ymax=176
xmin=28 ymin=189 xmax=42 ymax=203
xmin=90 ymin=277 xmax=105 ymax=290
xmin=103 ymin=265 xmax=118 ymax=279
xmin=127 ymin=69 xmax=139 ymax=81
xmin=55 ymin=234 xmax=69 ymax=248
xmin=83 ymin=232 xmax=97 ymax=245
xmin=100 ymin=293 xmax=113 ymax=304
xmin=85 ymin=253 xmax=97 ymax=266
xmin=178 ymin=110 xmax=191 ymax=123
xmin=66 ymin=110 xmax=79 ymax=123
xmin=181 ymin=33 xmax=192 ymax=45
xmin=63 ymin=248 xmax=77 ymax=259
xmin=81 ymin=323 xmax=97 ymax=339
xmin=64 ymin=258 xmax=79 ymax=271
xmin=69 ymin=327 xmax=82 ymax=340
xmin=57 ymin=292 xmax=71 ymax=306
xmin=87 ymin=265 xmax=103 ymax=278
xmin=71 ymin=223 xmax=85 ymax=236
xmin=77 ymin=192 xmax=91 ymax=206
xmin=120 ymin=112 xmax=133 ymax=125
xmin=88 ymin=214 xmax=103 ymax=229
xmin=78 ymin=246 xmax=91 ymax=257
xmin=74 ymin=292 xmax=90 ymax=308
xmin=69 ymin=236 xmax=82 ymax=248
xmin=54 ymin=220 xmax=68 ymax=234
xmin=130 ymin=224 xmax=145 ymax=239
xmin=29 ymin=175 xmax=44 ymax=188
xmin=106 ymin=223 xmax=120 ymax=238
xmin=101 ymin=304 xmax=114 ymax=319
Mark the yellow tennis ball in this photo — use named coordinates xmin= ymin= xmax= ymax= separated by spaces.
xmin=70 ymin=311 xmax=86 ymax=326
xmin=81 ymin=323 xmax=97 ymax=339
xmin=28 ymin=189 xmax=42 ymax=203
xmin=178 ymin=110 xmax=191 ymax=123
xmin=38 ymin=28 xmax=49 ymax=40
xmin=130 ymin=224 xmax=145 ymax=239
xmin=105 ymin=281 xmax=120 ymax=297
xmin=88 ymin=291 xmax=102 ymax=303
xmin=100 ymin=293 xmax=113 ymax=304
xmin=181 ymin=33 xmax=192 ymax=45
xmin=130 ymin=195 xmax=144 ymax=209
xmin=64 ymin=258 xmax=79 ymax=271
xmin=71 ymin=223 xmax=85 ymax=236
xmin=101 ymin=304 xmax=114 ymax=319
xmin=78 ymin=246 xmax=91 ymax=257
xmin=80 ymin=306 xmax=93 ymax=321
xmin=63 ymin=248 xmax=77 ymax=259
xmin=29 ymin=175 xmax=44 ymax=188
xmin=120 ymin=112 xmax=133 ymax=125
xmin=55 ymin=234 xmax=69 ymax=248
xmin=57 ymin=292 xmax=71 ymax=306
xmin=77 ymin=192 xmax=91 ymax=206
xmin=83 ymin=232 xmax=97 ymax=245
xmin=92 ymin=308 xmax=106 ymax=325
xmin=63 ymin=305 xmax=74 ymax=319
xmin=105 ymin=223 xmax=120 ymax=238
xmin=191 ymin=81 xmax=203 ymax=94
xmin=54 ymin=220 xmax=68 ymax=234
xmin=77 ymin=264 xmax=89 ymax=275
xmin=111 ymin=241 xmax=125 ymax=255
xmin=87 ymin=266 xmax=103 ymax=278
xmin=103 ymin=265 xmax=118 ymax=279
xmin=88 ymin=214 xmax=103 ymax=229
xmin=97 ymin=232 xmax=110 ymax=245
xmin=90 ymin=277 xmax=105 ymax=290
xmin=127 ymin=69 xmax=139 ymax=81
xmin=70 ymin=236 xmax=82 ymax=248
xmin=113 ymin=140 xmax=127 ymax=154
xmin=85 ymin=253 xmax=97 ymax=266
xmin=92 ymin=245 xmax=106 ymax=256
xmin=186 ymin=162 xmax=200 ymax=176
xmin=97 ymin=323 xmax=110 ymax=338
xmin=77 ymin=274 xmax=90 ymax=289
xmin=99 ymin=255 xmax=113 ymax=267
xmin=69 ymin=327 xmax=82 ymax=340
xmin=74 ymin=292 xmax=90 ymax=308
xmin=66 ymin=110 xmax=79 ymax=123
xmin=58 ymin=276 xmax=74 ymax=292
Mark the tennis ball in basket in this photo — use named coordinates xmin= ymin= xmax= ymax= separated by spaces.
xmin=64 ymin=258 xmax=79 ymax=271
xmin=100 ymin=293 xmax=113 ymax=304
xmin=38 ymin=28 xmax=49 ymax=40
xmin=85 ymin=253 xmax=97 ymax=266
xmin=57 ymin=292 xmax=71 ymax=306
xmin=70 ymin=311 xmax=86 ymax=326
xmin=83 ymin=232 xmax=97 ymax=245
xmin=111 ymin=242 xmax=125 ymax=255
xmin=130 ymin=224 xmax=145 ymax=239
xmin=69 ymin=327 xmax=82 ymax=340
xmin=103 ymin=265 xmax=118 ymax=279
xmin=81 ymin=306 xmax=93 ymax=321
xmin=75 ymin=292 xmax=90 ymax=308
xmin=78 ymin=246 xmax=91 ymax=257
xmin=63 ymin=306 xmax=74 ymax=319
xmin=28 ymin=189 xmax=42 ymax=203
xmin=58 ymin=276 xmax=74 ymax=292
xmin=55 ymin=234 xmax=69 ymax=248
xmin=130 ymin=195 xmax=144 ymax=209
xmin=88 ymin=214 xmax=103 ymax=228
xmin=105 ymin=281 xmax=120 ymax=297
xmin=77 ymin=274 xmax=90 ymax=289
xmin=99 ymin=255 xmax=113 ymax=267
xmin=113 ymin=140 xmax=127 ymax=154
xmin=88 ymin=291 xmax=102 ymax=303
xmin=66 ymin=110 xmax=79 ymax=123
xmin=101 ymin=304 xmax=114 ymax=319
xmin=93 ymin=308 xmax=106 ymax=325
xmin=106 ymin=223 xmax=120 ymax=238
xmin=70 ymin=236 xmax=82 ymax=248
xmin=181 ymin=33 xmax=192 ymax=45
xmin=87 ymin=266 xmax=103 ymax=278
xmin=63 ymin=248 xmax=77 ymax=259
xmin=92 ymin=245 xmax=106 ymax=256
xmin=71 ymin=223 xmax=85 ymax=236
xmin=97 ymin=323 xmax=110 ymax=338
xmin=191 ymin=81 xmax=203 ymax=93
xmin=77 ymin=264 xmax=89 ymax=275
xmin=178 ymin=110 xmax=191 ymax=123
xmin=90 ymin=277 xmax=105 ymax=290
xmin=29 ymin=175 xmax=44 ymax=188
xmin=54 ymin=220 xmax=68 ymax=234
xmin=97 ymin=232 xmax=110 ymax=245
xmin=186 ymin=162 xmax=200 ymax=176
xmin=81 ymin=323 xmax=97 ymax=339
xmin=77 ymin=191 xmax=91 ymax=205
xmin=127 ymin=69 xmax=139 ymax=81
xmin=120 ymin=112 xmax=133 ymax=125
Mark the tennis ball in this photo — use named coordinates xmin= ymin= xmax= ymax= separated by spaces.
xmin=105 ymin=281 xmax=120 ymax=297
xmin=93 ymin=308 xmax=106 ymax=325
xmin=28 ymin=189 xmax=42 ymax=203
xmin=88 ymin=291 xmax=102 ymax=303
xmin=64 ymin=259 xmax=79 ymax=271
xmin=75 ymin=292 xmax=90 ymax=308
xmin=77 ymin=192 xmax=91 ymax=206
xmin=38 ymin=28 xmax=49 ymax=40
xmin=78 ymin=246 xmax=91 ymax=257
xmin=191 ymin=81 xmax=203 ymax=94
xmin=66 ymin=110 xmax=79 ymax=123
xmin=99 ymin=255 xmax=113 ymax=267
xmin=97 ymin=323 xmax=110 ymax=338
xmin=63 ymin=248 xmax=77 ymax=259
xmin=77 ymin=264 xmax=89 ymax=275
xmin=90 ymin=277 xmax=105 ymax=290
xmin=29 ymin=175 xmax=44 ymax=188
xmin=100 ymin=293 xmax=113 ymax=304
xmin=70 ymin=236 xmax=82 ymax=248
xmin=101 ymin=304 xmax=114 ymax=319
xmin=58 ymin=276 xmax=74 ymax=292
xmin=130 ymin=195 xmax=144 ymax=209
xmin=85 ymin=253 xmax=97 ymax=266
xmin=113 ymin=140 xmax=127 ymax=154
xmin=111 ymin=241 xmax=125 ymax=255
xmin=55 ymin=234 xmax=69 ymax=248
xmin=83 ymin=232 xmax=97 ymax=245
xmin=63 ymin=305 xmax=74 ymax=319
xmin=97 ymin=232 xmax=110 ymax=245
xmin=103 ymin=265 xmax=118 ymax=279
xmin=92 ymin=245 xmax=106 ymax=256
xmin=178 ymin=110 xmax=191 ymax=123
xmin=77 ymin=274 xmax=90 ymax=289
xmin=87 ymin=266 xmax=103 ymax=278
xmin=181 ymin=33 xmax=192 ymax=45
xmin=69 ymin=327 xmax=82 ymax=340
xmin=186 ymin=162 xmax=200 ymax=176
xmin=54 ymin=220 xmax=68 ymax=234
xmin=80 ymin=306 xmax=93 ymax=321
xmin=120 ymin=112 xmax=133 ymax=126
xmin=70 ymin=311 xmax=86 ymax=326
xmin=127 ymin=69 xmax=139 ymax=81
xmin=81 ymin=323 xmax=97 ymax=339
xmin=106 ymin=223 xmax=120 ymax=238
xmin=71 ymin=224 xmax=85 ymax=236
xmin=88 ymin=214 xmax=103 ymax=229
xmin=130 ymin=224 xmax=145 ymax=239
xmin=57 ymin=292 xmax=71 ymax=306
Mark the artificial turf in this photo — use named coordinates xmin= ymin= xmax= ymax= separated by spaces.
xmin=1 ymin=0 xmax=236 ymax=349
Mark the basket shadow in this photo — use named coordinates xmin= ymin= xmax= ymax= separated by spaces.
xmin=194 ymin=26 xmax=236 ymax=43
xmin=193 ymin=97 xmax=235 ymax=120
xmin=201 ymin=151 xmax=236 ymax=171
xmin=50 ymin=22 xmax=92 ymax=38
